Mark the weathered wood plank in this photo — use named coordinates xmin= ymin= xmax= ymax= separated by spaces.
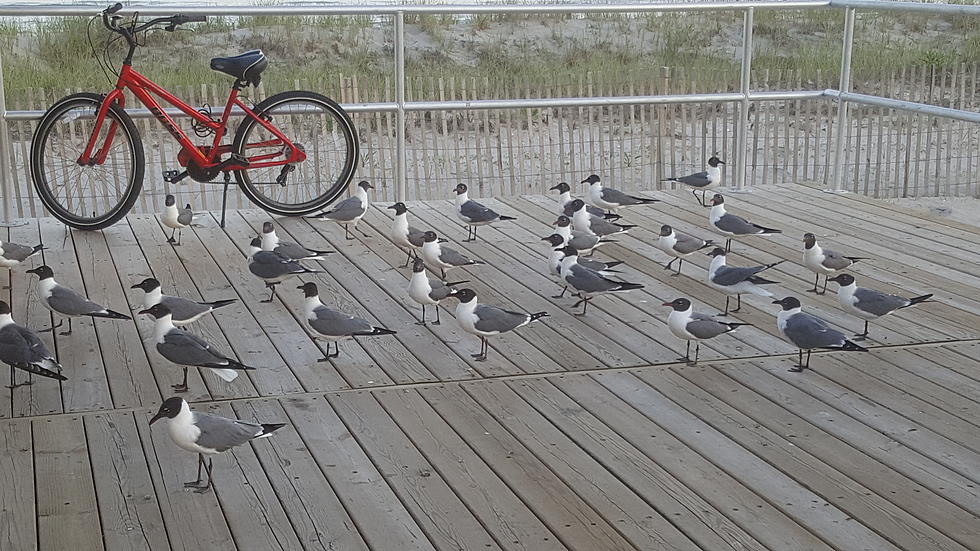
xmin=0 ymin=420 xmax=35 ymax=550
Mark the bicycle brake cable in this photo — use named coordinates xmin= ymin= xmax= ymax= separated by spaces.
xmin=88 ymin=16 xmax=114 ymax=85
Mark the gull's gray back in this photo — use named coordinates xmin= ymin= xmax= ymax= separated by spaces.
xmin=158 ymin=330 xmax=225 ymax=366
xmin=459 ymin=200 xmax=499 ymax=223
xmin=438 ymin=246 xmax=474 ymax=267
xmin=783 ymin=312 xmax=845 ymax=349
xmin=1 ymin=242 xmax=38 ymax=262
xmin=854 ymin=288 xmax=910 ymax=316
xmin=310 ymin=305 xmax=373 ymax=337
xmin=48 ymin=285 xmax=102 ymax=316
xmin=274 ymin=241 xmax=314 ymax=260
xmin=600 ymin=187 xmax=642 ymax=205
xmin=714 ymin=213 xmax=759 ymax=235
xmin=673 ymin=232 xmax=707 ymax=254
xmin=685 ymin=318 xmax=732 ymax=340
xmin=249 ymin=251 xmax=305 ymax=279
xmin=820 ymin=249 xmax=853 ymax=271
xmin=160 ymin=295 xmax=211 ymax=322
xmin=0 ymin=324 xmax=52 ymax=365
xmin=711 ymin=264 xmax=766 ymax=287
xmin=192 ymin=412 xmax=263 ymax=452
xmin=177 ymin=206 xmax=194 ymax=226
xmin=322 ymin=196 xmax=364 ymax=222
xmin=677 ymin=171 xmax=711 ymax=188
xmin=565 ymin=264 xmax=620 ymax=293
xmin=473 ymin=305 xmax=528 ymax=333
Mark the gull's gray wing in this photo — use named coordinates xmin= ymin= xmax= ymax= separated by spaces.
xmin=0 ymin=324 xmax=54 ymax=366
xmin=577 ymin=258 xmax=612 ymax=272
xmin=565 ymin=264 xmax=622 ymax=294
xmin=192 ymin=412 xmax=263 ymax=452
xmin=160 ymin=295 xmax=212 ymax=323
xmin=1 ymin=242 xmax=40 ymax=262
xmin=853 ymin=288 xmax=910 ymax=316
xmin=673 ymin=232 xmax=708 ymax=254
xmin=568 ymin=232 xmax=600 ymax=250
xmin=599 ymin=187 xmax=646 ymax=206
xmin=157 ymin=329 xmax=230 ymax=367
xmin=407 ymin=226 xmax=426 ymax=248
xmin=562 ymin=203 xmax=607 ymax=218
xmin=473 ymin=305 xmax=529 ymax=334
xmin=274 ymin=241 xmax=316 ymax=260
xmin=711 ymin=265 xmax=766 ymax=287
xmin=249 ymin=251 xmax=309 ymax=279
xmin=714 ymin=213 xmax=762 ymax=235
xmin=587 ymin=217 xmax=624 ymax=236
xmin=685 ymin=318 xmax=734 ymax=340
xmin=177 ymin=206 xmax=194 ymax=226
xmin=47 ymin=285 xmax=105 ymax=316
xmin=439 ymin=246 xmax=476 ymax=267
xmin=783 ymin=312 xmax=845 ymax=349
xmin=676 ymin=171 xmax=711 ymax=188
xmin=309 ymin=305 xmax=373 ymax=337
xmin=427 ymin=279 xmax=454 ymax=301
xmin=820 ymin=249 xmax=854 ymax=271
xmin=459 ymin=200 xmax=500 ymax=223
xmin=319 ymin=196 xmax=364 ymax=222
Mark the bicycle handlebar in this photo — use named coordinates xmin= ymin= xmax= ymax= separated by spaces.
xmin=100 ymin=3 xmax=207 ymax=38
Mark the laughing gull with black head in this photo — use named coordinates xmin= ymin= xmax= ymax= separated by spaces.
xmin=655 ymin=224 xmax=714 ymax=276
xmin=388 ymin=202 xmax=430 ymax=267
xmin=150 ymin=396 xmax=285 ymax=493
xmin=663 ymin=297 xmax=750 ymax=365
xmin=559 ymin=245 xmax=643 ymax=316
xmin=408 ymin=258 xmax=468 ymax=325
xmin=260 ymin=221 xmax=333 ymax=261
xmin=542 ymin=234 xmax=622 ymax=298
xmin=161 ymin=194 xmax=194 ymax=246
xmin=453 ymin=183 xmax=517 ymax=242
xmin=827 ymin=273 xmax=933 ymax=340
xmin=248 ymin=237 xmax=322 ymax=303
xmin=706 ymin=248 xmax=782 ymax=316
xmin=139 ymin=303 xmax=256 ymax=392
xmin=569 ymin=199 xmax=636 ymax=238
xmin=550 ymin=182 xmax=620 ymax=220
xmin=662 ymin=155 xmax=725 ymax=206
xmin=444 ymin=288 xmax=548 ymax=361
xmin=0 ymin=300 xmax=66 ymax=388
xmin=803 ymin=233 xmax=868 ymax=294
xmin=773 ymin=296 xmax=867 ymax=372
xmin=554 ymin=215 xmax=612 ymax=255
xmin=0 ymin=239 xmax=43 ymax=269
xmin=131 ymin=277 xmax=237 ymax=326
xmin=582 ymin=174 xmax=658 ymax=212
xmin=26 ymin=265 xmax=131 ymax=336
xmin=708 ymin=194 xmax=781 ymax=252
xmin=308 ymin=180 xmax=373 ymax=239
xmin=420 ymin=231 xmax=484 ymax=280
xmin=298 ymin=282 xmax=397 ymax=359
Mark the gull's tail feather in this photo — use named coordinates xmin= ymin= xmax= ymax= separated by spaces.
xmin=529 ymin=312 xmax=550 ymax=322
xmin=498 ymin=215 xmax=517 ymax=221
xmin=90 ymin=309 xmax=132 ymax=320
xmin=205 ymin=298 xmax=238 ymax=310
xmin=257 ymin=423 xmax=287 ymax=438
xmin=21 ymin=361 xmax=67 ymax=381
xmin=356 ymin=327 xmax=397 ymax=337
xmin=841 ymin=340 xmax=868 ymax=352
xmin=210 ymin=368 xmax=240 ymax=382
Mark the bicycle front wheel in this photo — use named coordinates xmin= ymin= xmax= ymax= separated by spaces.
xmin=233 ymin=90 xmax=358 ymax=216
xmin=30 ymin=92 xmax=144 ymax=230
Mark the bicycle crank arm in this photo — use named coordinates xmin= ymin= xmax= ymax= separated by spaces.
xmin=163 ymin=170 xmax=189 ymax=183
xmin=275 ymin=164 xmax=295 ymax=187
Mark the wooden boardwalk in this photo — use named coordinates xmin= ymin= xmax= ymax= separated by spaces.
xmin=1 ymin=184 xmax=979 ymax=551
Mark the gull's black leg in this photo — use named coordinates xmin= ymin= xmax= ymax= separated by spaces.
xmin=805 ymin=350 xmax=812 ymax=369
xmin=721 ymin=296 xmax=731 ymax=317
xmin=416 ymin=305 xmax=427 ymax=326
xmin=664 ymin=257 xmax=676 ymax=271
xmin=39 ymin=320 xmax=64 ymax=334
xmin=693 ymin=343 xmax=700 ymax=365
xmin=193 ymin=457 xmax=214 ymax=493
xmin=330 ymin=342 xmax=341 ymax=358
xmin=671 ymin=259 xmax=683 ymax=276
xmin=357 ymin=223 xmax=370 ymax=238
xmin=402 ymin=249 xmax=413 ymax=268
xmin=820 ymin=277 xmax=829 ymax=295
xmin=172 ymin=367 xmax=189 ymax=392
xmin=692 ymin=189 xmax=703 ymax=206
xmin=807 ymin=274 xmax=819 ymax=293
xmin=678 ymin=341 xmax=691 ymax=362
xmin=7 ymin=366 xmax=34 ymax=389
xmin=790 ymin=349 xmax=805 ymax=372
xmin=725 ymin=238 xmax=732 ymax=252
xmin=552 ymin=286 xmax=567 ymax=299
xmin=574 ymin=297 xmax=590 ymax=316
xmin=184 ymin=453 xmax=204 ymax=488
xmin=168 ymin=228 xmax=177 ymax=244
xmin=471 ymin=337 xmax=488 ymax=361
xmin=344 ymin=226 xmax=354 ymax=240
xmin=434 ymin=306 xmax=441 ymax=325
xmin=854 ymin=320 xmax=870 ymax=340
xmin=261 ymin=282 xmax=276 ymax=303
xmin=731 ymin=294 xmax=742 ymax=313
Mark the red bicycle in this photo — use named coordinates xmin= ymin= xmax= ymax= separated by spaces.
xmin=30 ymin=3 xmax=358 ymax=230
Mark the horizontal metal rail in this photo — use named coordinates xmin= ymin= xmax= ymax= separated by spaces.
xmin=830 ymin=0 xmax=980 ymax=15
xmin=823 ymin=89 xmax=980 ymax=124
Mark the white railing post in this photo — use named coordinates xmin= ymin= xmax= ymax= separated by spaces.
xmin=0 ymin=48 xmax=13 ymax=221
xmin=828 ymin=6 xmax=855 ymax=193
xmin=395 ymin=11 xmax=407 ymax=202
xmin=734 ymin=7 xmax=754 ymax=192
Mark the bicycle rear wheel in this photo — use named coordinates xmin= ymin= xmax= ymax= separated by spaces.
xmin=233 ymin=90 xmax=358 ymax=216
xmin=30 ymin=92 xmax=144 ymax=230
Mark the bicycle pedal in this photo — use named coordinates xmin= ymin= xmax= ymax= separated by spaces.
xmin=162 ymin=170 xmax=188 ymax=183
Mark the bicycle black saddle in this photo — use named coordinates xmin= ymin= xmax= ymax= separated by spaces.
xmin=210 ymin=50 xmax=268 ymax=85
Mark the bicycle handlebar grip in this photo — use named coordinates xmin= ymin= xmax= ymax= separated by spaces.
xmin=183 ymin=14 xmax=208 ymax=23
xmin=104 ymin=3 xmax=123 ymax=15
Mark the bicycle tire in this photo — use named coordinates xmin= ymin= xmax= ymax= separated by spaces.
xmin=233 ymin=90 xmax=358 ymax=216
xmin=30 ymin=92 xmax=145 ymax=230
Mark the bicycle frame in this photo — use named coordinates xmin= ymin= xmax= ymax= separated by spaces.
xmin=78 ymin=64 xmax=307 ymax=171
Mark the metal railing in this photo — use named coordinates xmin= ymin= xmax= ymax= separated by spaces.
xmin=1 ymin=0 xmax=979 ymax=219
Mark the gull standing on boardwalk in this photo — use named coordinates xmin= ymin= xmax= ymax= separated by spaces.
xmin=663 ymin=297 xmax=749 ymax=365
xmin=773 ymin=296 xmax=867 ymax=372
xmin=298 ymin=282 xmax=397 ymax=359
xmin=308 ymin=180 xmax=373 ymax=239
xmin=408 ymin=258 xmax=467 ymax=325
xmin=654 ymin=225 xmax=714 ymax=276
xmin=150 ymin=397 xmax=285 ymax=493
xmin=550 ymin=182 xmax=619 ymax=220
xmin=0 ymin=239 xmax=43 ymax=269
xmin=803 ymin=233 xmax=867 ymax=294
xmin=453 ymin=183 xmax=517 ymax=242
xmin=0 ymin=300 xmax=66 ymax=388
xmin=569 ymin=199 xmax=636 ymax=238
xmin=445 ymin=288 xmax=548 ymax=361
xmin=827 ymin=273 xmax=933 ymax=340
xmin=139 ymin=303 xmax=256 ymax=392
xmin=420 ymin=231 xmax=484 ymax=279
xmin=248 ymin=237 xmax=322 ymax=303
xmin=388 ymin=202 xmax=430 ymax=267
xmin=260 ymin=221 xmax=333 ymax=261
xmin=582 ymin=174 xmax=659 ymax=212
xmin=559 ymin=246 xmax=644 ymax=316
xmin=708 ymin=194 xmax=781 ymax=252
xmin=706 ymin=248 xmax=783 ymax=316
xmin=161 ymin=194 xmax=194 ymax=246
xmin=26 ymin=265 xmax=131 ymax=336
xmin=542 ymin=234 xmax=622 ymax=298
xmin=662 ymin=155 xmax=725 ymax=206
xmin=131 ymin=278 xmax=237 ymax=326
xmin=554 ymin=215 xmax=611 ymax=255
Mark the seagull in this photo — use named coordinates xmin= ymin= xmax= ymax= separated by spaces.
xmin=662 ymin=155 xmax=725 ymax=206
xmin=549 ymin=182 xmax=619 ymax=220
xmin=707 ymin=194 xmax=782 ymax=252
xmin=827 ymin=273 xmax=933 ymax=340
xmin=541 ymin=234 xmax=622 ymax=298
xmin=706 ymin=248 xmax=782 ymax=316
xmin=388 ymin=202 xmax=429 ymax=267
xmin=453 ymin=183 xmax=517 ymax=241
xmin=138 ymin=303 xmax=256 ymax=392
xmin=554 ymin=215 xmax=613 ymax=255
xmin=149 ymin=397 xmax=285 ymax=493
xmin=569 ymin=199 xmax=636 ymax=238
xmin=260 ymin=221 xmax=333 ymax=261
xmin=654 ymin=224 xmax=714 ymax=276
xmin=558 ymin=246 xmax=644 ymax=315
xmin=773 ymin=296 xmax=867 ymax=372
xmin=131 ymin=277 xmax=237 ymax=326
xmin=161 ymin=194 xmax=194 ymax=246
xmin=582 ymin=174 xmax=658 ymax=212
xmin=0 ymin=240 xmax=44 ymax=269
xmin=247 ymin=237 xmax=322 ymax=303
xmin=420 ymin=231 xmax=484 ymax=280
xmin=308 ymin=180 xmax=373 ymax=239
xmin=803 ymin=233 xmax=867 ymax=294
xmin=0 ymin=300 xmax=67 ymax=389
xmin=663 ymin=297 xmax=750 ymax=365
xmin=408 ymin=258 xmax=467 ymax=325
xmin=444 ymin=288 xmax=548 ymax=361
xmin=26 ymin=265 xmax=131 ymax=336
xmin=298 ymin=282 xmax=397 ymax=359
